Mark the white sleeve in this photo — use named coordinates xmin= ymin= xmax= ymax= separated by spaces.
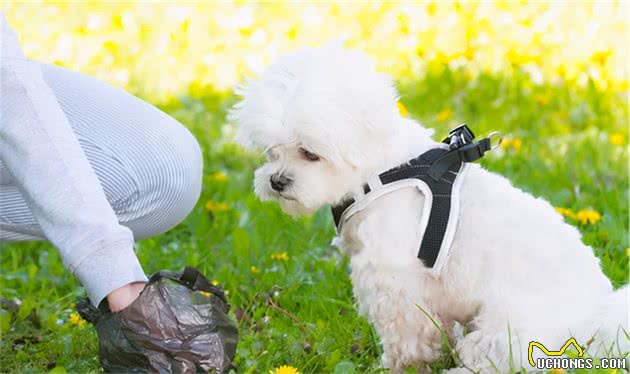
xmin=0 ymin=14 xmax=147 ymax=306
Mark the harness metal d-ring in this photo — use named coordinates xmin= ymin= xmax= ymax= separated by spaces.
xmin=486 ymin=131 xmax=503 ymax=150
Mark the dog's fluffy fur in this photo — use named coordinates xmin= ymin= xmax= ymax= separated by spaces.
xmin=230 ymin=44 xmax=629 ymax=372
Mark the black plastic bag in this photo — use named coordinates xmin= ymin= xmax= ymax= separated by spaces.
xmin=77 ymin=266 xmax=238 ymax=373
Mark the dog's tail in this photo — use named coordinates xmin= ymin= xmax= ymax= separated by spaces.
xmin=576 ymin=285 xmax=629 ymax=357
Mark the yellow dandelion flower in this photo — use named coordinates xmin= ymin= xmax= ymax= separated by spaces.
xmin=511 ymin=138 xmax=522 ymax=151
xmin=286 ymin=26 xmax=298 ymax=41
xmin=211 ymin=279 xmax=220 ymax=286
xmin=575 ymin=209 xmax=601 ymax=225
xmin=102 ymin=40 xmax=119 ymax=55
xmin=501 ymin=138 xmax=522 ymax=152
xmin=269 ymin=365 xmax=300 ymax=374
xmin=199 ymin=291 xmax=212 ymax=297
xmin=111 ymin=14 xmax=124 ymax=30
xmin=250 ymin=266 xmax=260 ymax=274
xmin=549 ymin=369 xmax=565 ymax=374
xmin=556 ymin=64 xmax=567 ymax=78
xmin=397 ymin=101 xmax=408 ymax=117
xmin=555 ymin=207 xmax=576 ymax=220
xmin=534 ymin=94 xmax=550 ymax=106
xmin=463 ymin=46 xmax=475 ymax=61
xmin=209 ymin=172 xmax=228 ymax=182
xmin=609 ymin=133 xmax=624 ymax=146
xmin=436 ymin=109 xmax=452 ymax=122
xmin=205 ymin=201 xmax=229 ymax=212
xmin=555 ymin=207 xmax=571 ymax=215
xmin=435 ymin=51 xmax=451 ymax=64
xmin=68 ymin=312 xmax=87 ymax=328
xmin=506 ymin=48 xmax=531 ymax=65
xmin=591 ymin=50 xmax=612 ymax=66
xmin=271 ymin=252 xmax=289 ymax=261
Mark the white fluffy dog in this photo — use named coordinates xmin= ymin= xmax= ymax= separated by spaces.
xmin=230 ymin=44 xmax=628 ymax=372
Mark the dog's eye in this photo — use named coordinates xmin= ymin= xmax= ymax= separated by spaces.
xmin=299 ymin=147 xmax=320 ymax=161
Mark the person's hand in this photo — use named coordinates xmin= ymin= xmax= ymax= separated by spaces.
xmin=106 ymin=281 xmax=146 ymax=312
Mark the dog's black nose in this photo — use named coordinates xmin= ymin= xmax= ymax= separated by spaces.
xmin=270 ymin=174 xmax=291 ymax=192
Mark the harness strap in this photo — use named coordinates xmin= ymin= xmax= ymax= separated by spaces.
xmin=428 ymin=137 xmax=491 ymax=181
xmin=331 ymin=124 xmax=497 ymax=270
xmin=383 ymin=148 xmax=462 ymax=268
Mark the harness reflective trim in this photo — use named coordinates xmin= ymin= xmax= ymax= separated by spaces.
xmin=331 ymin=124 xmax=496 ymax=273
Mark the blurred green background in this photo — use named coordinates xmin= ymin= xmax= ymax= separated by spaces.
xmin=1 ymin=2 xmax=628 ymax=373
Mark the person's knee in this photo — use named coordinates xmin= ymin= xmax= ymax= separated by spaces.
xmin=128 ymin=119 xmax=203 ymax=239
xmin=159 ymin=123 xmax=203 ymax=218
xmin=37 ymin=62 xmax=202 ymax=239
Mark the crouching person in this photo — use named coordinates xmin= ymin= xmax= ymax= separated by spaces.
xmin=1 ymin=14 xmax=237 ymax=372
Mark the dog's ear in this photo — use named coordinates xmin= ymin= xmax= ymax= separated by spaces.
xmin=228 ymin=82 xmax=254 ymax=150
xmin=229 ymin=80 xmax=292 ymax=151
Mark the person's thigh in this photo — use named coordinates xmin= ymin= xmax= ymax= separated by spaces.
xmin=0 ymin=63 xmax=202 ymax=241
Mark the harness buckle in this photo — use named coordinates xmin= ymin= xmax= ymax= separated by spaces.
xmin=443 ymin=124 xmax=475 ymax=149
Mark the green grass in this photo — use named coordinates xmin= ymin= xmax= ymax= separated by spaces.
xmin=1 ymin=65 xmax=627 ymax=373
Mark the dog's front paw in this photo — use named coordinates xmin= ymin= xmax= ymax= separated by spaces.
xmin=380 ymin=315 xmax=443 ymax=371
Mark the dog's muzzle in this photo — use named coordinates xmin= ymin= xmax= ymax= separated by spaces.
xmin=270 ymin=173 xmax=292 ymax=192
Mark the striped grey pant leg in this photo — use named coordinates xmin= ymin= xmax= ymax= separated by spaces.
xmin=0 ymin=63 xmax=202 ymax=242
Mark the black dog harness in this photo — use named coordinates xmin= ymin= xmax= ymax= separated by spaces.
xmin=331 ymin=125 xmax=498 ymax=272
